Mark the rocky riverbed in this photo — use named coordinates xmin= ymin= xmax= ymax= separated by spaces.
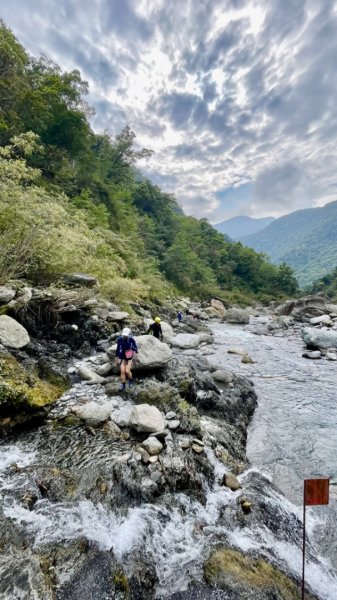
xmin=1 ymin=283 xmax=337 ymax=598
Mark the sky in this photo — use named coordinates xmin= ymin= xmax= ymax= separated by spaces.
xmin=2 ymin=0 xmax=337 ymax=223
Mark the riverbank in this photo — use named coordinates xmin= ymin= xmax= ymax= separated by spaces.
xmin=1 ymin=284 xmax=337 ymax=598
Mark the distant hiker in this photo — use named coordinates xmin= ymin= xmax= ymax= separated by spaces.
xmin=177 ymin=311 xmax=183 ymax=324
xmin=116 ymin=327 xmax=138 ymax=391
xmin=147 ymin=316 xmax=163 ymax=341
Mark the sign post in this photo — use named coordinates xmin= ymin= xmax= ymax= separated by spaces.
xmin=302 ymin=478 xmax=329 ymax=599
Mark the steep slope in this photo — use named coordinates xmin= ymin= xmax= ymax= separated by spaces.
xmin=241 ymin=201 xmax=337 ymax=286
xmin=214 ymin=216 xmax=274 ymax=240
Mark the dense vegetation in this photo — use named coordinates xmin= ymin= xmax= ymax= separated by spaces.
xmin=241 ymin=201 xmax=337 ymax=287
xmin=309 ymin=266 xmax=337 ymax=300
xmin=0 ymin=22 xmax=298 ymax=304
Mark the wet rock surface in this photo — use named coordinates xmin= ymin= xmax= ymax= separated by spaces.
xmin=0 ymin=291 xmax=336 ymax=599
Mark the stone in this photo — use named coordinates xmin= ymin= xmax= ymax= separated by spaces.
xmin=222 ymin=472 xmax=241 ymax=491
xmin=63 ymin=273 xmax=97 ymax=287
xmin=227 ymin=347 xmax=247 ymax=356
xmin=77 ymin=365 xmax=103 ymax=383
xmin=150 ymin=469 xmax=161 ymax=481
xmin=96 ymin=362 xmax=112 ymax=376
xmin=192 ymin=438 xmax=205 ymax=447
xmin=212 ymin=370 xmax=234 ymax=384
xmin=241 ymin=354 xmax=254 ymax=364
xmin=302 ymin=351 xmax=322 ymax=359
xmin=112 ymin=405 xmax=134 ymax=427
xmin=142 ymin=436 xmax=163 ymax=456
xmin=310 ymin=315 xmax=332 ymax=326
xmin=180 ymin=438 xmax=191 ymax=449
xmin=223 ymin=308 xmax=250 ymax=324
xmin=192 ymin=443 xmax=204 ymax=453
xmin=102 ymin=421 xmax=122 ymax=438
xmin=302 ymin=327 xmax=337 ymax=350
xmin=128 ymin=335 xmax=172 ymax=370
xmin=326 ymin=352 xmax=337 ymax=361
xmin=203 ymin=307 xmax=223 ymax=319
xmin=107 ymin=311 xmax=129 ymax=321
xmin=72 ymin=401 xmax=115 ymax=426
xmin=0 ymin=286 xmax=15 ymax=304
xmin=14 ymin=287 xmax=32 ymax=305
xmin=167 ymin=419 xmax=180 ymax=430
xmin=95 ymin=307 xmax=110 ymax=320
xmin=148 ymin=456 xmax=159 ymax=464
xmin=210 ymin=298 xmax=226 ymax=316
xmin=0 ymin=315 xmax=30 ymax=349
xmin=130 ymin=403 xmax=165 ymax=433
xmin=171 ymin=333 xmax=201 ymax=349
xmin=166 ymin=411 xmax=177 ymax=420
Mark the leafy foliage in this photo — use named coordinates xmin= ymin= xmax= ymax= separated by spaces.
xmin=0 ymin=22 xmax=298 ymax=304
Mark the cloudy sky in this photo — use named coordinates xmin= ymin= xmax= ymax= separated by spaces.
xmin=2 ymin=0 xmax=337 ymax=222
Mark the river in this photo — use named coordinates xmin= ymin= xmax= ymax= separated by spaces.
xmin=1 ymin=317 xmax=337 ymax=598
xmin=211 ymin=318 xmax=337 ymax=575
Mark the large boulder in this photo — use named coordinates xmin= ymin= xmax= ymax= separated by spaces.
xmin=302 ymin=326 xmax=337 ymax=350
xmin=274 ymin=295 xmax=326 ymax=318
xmin=223 ymin=308 xmax=250 ymax=324
xmin=72 ymin=401 xmax=115 ymax=426
xmin=210 ymin=299 xmax=227 ymax=316
xmin=171 ymin=333 xmax=201 ymax=349
xmin=130 ymin=403 xmax=165 ymax=433
xmin=0 ymin=316 xmax=30 ymax=349
xmin=107 ymin=336 xmax=172 ymax=370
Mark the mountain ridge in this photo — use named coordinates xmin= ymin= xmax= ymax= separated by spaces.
xmin=241 ymin=200 xmax=337 ymax=287
xmin=214 ymin=215 xmax=275 ymax=240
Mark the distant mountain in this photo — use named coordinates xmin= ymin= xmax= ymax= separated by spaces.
xmin=241 ymin=200 xmax=337 ymax=287
xmin=214 ymin=216 xmax=275 ymax=240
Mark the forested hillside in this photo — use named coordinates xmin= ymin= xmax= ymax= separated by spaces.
xmin=0 ymin=22 xmax=298 ymax=304
xmin=241 ymin=201 xmax=337 ymax=287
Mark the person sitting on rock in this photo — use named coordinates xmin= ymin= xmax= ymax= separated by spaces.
xmin=147 ymin=317 xmax=163 ymax=341
xmin=177 ymin=311 xmax=183 ymax=324
xmin=115 ymin=327 xmax=138 ymax=391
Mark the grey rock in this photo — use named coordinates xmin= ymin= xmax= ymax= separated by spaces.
xmin=0 ymin=286 xmax=15 ymax=304
xmin=130 ymin=403 xmax=165 ymax=433
xmin=167 ymin=419 xmax=180 ymax=430
xmin=142 ymin=436 xmax=163 ymax=455
xmin=223 ymin=308 xmax=250 ymax=324
xmin=302 ymin=351 xmax=322 ymax=359
xmin=172 ymin=334 xmax=201 ymax=349
xmin=107 ymin=311 xmax=129 ymax=321
xmin=302 ymin=326 xmax=337 ymax=350
xmin=166 ymin=411 xmax=177 ymax=420
xmin=212 ymin=370 xmax=234 ymax=384
xmin=72 ymin=401 xmax=115 ymax=426
xmin=112 ymin=405 xmax=134 ymax=427
xmin=0 ymin=315 xmax=30 ymax=349
xmin=310 ymin=315 xmax=332 ymax=326
xmin=77 ymin=365 xmax=103 ymax=383
xmin=96 ymin=362 xmax=112 ymax=376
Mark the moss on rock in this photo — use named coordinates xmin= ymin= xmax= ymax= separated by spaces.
xmin=204 ymin=548 xmax=316 ymax=599
xmin=0 ymin=352 xmax=66 ymax=427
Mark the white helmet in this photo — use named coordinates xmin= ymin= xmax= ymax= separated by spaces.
xmin=122 ymin=327 xmax=131 ymax=336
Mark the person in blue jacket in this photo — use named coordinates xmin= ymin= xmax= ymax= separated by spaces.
xmin=115 ymin=327 xmax=138 ymax=391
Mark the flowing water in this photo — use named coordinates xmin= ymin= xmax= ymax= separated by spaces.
xmin=1 ymin=319 xmax=337 ymax=598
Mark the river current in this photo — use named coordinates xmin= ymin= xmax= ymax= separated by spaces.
xmin=1 ymin=318 xmax=337 ymax=598
xmin=211 ymin=319 xmax=337 ymax=573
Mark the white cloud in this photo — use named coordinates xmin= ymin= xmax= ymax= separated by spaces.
xmin=2 ymin=0 xmax=337 ymax=221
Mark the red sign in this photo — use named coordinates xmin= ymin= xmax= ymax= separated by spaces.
xmin=304 ymin=478 xmax=329 ymax=506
